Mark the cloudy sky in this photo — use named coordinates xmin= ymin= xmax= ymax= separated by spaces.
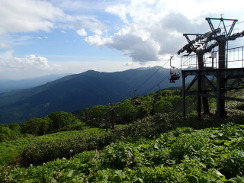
xmin=1 ymin=0 xmax=244 ymax=79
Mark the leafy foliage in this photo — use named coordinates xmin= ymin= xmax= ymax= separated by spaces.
xmin=20 ymin=111 xmax=85 ymax=135
xmin=1 ymin=87 xmax=244 ymax=182
xmin=0 ymin=124 xmax=21 ymax=142
xmin=8 ymin=110 xmax=240 ymax=167
xmin=0 ymin=128 xmax=104 ymax=167
xmin=1 ymin=123 xmax=243 ymax=182
xmin=75 ymin=89 xmax=197 ymax=127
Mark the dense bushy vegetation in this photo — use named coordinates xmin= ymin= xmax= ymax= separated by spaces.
xmin=0 ymin=123 xmax=22 ymax=142
xmin=1 ymin=123 xmax=243 ymax=182
xmin=0 ymin=89 xmax=244 ymax=182
xmin=18 ymin=113 xmax=182 ymax=166
xmin=0 ymin=111 xmax=85 ymax=141
xmin=1 ymin=90 xmax=185 ymax=141
xmin=73 ymin=89 xmax=195 ymax=128
xmin=0 ymin=128 xmax=105 ymax=168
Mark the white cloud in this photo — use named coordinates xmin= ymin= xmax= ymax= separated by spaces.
xmin=107 ymin=25 xmax=161 ymax=61
xmin=106 ymin=4 xmax=128 ymax=23
xmin=85 ymin=35 xmax=112 ymax=47
xmin=60 ymin=18 xmax=107 ymax=36
xmin=76 ymin=28 xmax=87 ymax=36
xmin=0 ymin=51 xmax=63 ymax=74
xmin=0 ymin=43 xmax=12 ymax=49
xmin=0 ymin=0 xmax=65 ymax=35
xmin=50 ymin=0 xmax=120 ymax=12
xmin=123 ymin=62 xmax=132 ymax=66
xmin=55 ymin=60 xmax=143 ymax=74
xmin=79 ymin=20 xmax=107 ymax=35
xmin=85 ymin=0 xmax=244 ymax=63
xmin=1 ymin=0 xmax=244 ymax=79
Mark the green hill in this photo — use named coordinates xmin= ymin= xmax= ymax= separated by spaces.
xmin=0 ymin=87 xmax=243 ymax=182
xmin=0 ymin=67 xmax=186 ymax=124
xmin=0 ymin=116 xmax=243 ymax=182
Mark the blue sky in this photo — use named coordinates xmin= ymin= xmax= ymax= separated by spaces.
xmin=1 ymin=0 xmax=244 ymax=79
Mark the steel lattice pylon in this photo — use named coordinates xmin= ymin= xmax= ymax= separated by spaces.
xmin=178 ymin=17 xmax=244 ymax=119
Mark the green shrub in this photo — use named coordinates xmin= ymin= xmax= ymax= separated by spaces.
xmin=20 ymin=133 xmax=107 ymax=166
xmin=0 ymin=124 xmax=21 ymax=142
xmin=220 ymin=150 xmax=244 ymax=178
xmin=1 ymin=123 xmax=243 ymax=182
xmin=170 ymin=130 xmax=210 ymax=162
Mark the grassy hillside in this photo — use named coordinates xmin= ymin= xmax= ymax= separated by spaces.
xmin=1 ymin=121 xmax=243 ymax=182
xmin=0 ymin=88 xmax=243 ymax=182
xmin=0 ymin=128 xmax=105 ymax=167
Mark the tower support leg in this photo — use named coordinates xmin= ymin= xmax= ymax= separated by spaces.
xmin=218 ymin=40 xmax=227 ymax=118
xmin=182 ymin=74 xmax=186 ymax=118
xmin=197 ymin=75 xmax=202 ymax=119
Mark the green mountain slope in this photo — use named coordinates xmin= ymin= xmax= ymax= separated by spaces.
xmin=0 ymin=86 xmax=243 ymax=182
xmin=1 ymin=121 xmax=243 ymax=182
xmin=0 ymin=67 xmax=184 ymax=123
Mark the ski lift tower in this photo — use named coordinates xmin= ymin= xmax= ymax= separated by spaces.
xmin=179 ymin=17 xmax=244 ymax=119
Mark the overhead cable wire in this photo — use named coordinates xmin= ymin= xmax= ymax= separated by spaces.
xmin=142 ymin=53 xmax=196 ymax=96
xmin=134 ymin=68 xmax=160 ymax=92
xmin=141 ymin=57 xmax=183 ymax=95
xmin=124 ymin=68 xmax=161 ymax=99
xmin=127 ymin=58 xmax=172 ymax=98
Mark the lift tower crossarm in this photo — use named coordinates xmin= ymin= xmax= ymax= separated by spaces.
xmin=205 ymin=17 xmax=238 ymax=37
xmin=178 ymin=28 xmax=221 ymax=55
xmin=183 ymin=33 xmax=204 ymax=43
xmin=183 ymin=34 xmax=203 ymax=53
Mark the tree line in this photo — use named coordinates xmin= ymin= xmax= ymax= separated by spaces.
xmin=0 ymin=89 xmax=196 ymax=142
xmin=74 ymin=89 xmax=195 ymax=128
xmin=0 ymin=111 xmax=85 ymax=141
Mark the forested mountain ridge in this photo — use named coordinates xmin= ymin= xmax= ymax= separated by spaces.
xmin=0 ymin=82 xmax=243 ymax=182
xmin=0 ymin=67 xmax=184 ymax=124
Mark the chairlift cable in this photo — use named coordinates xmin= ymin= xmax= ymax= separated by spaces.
xmin=140 ymin=59 xmax=176 ymax=95
xmin=142 ymin=66 xmax=182 ymax=95
xmin=124 ymin=68 xmax=160 ymax=99
xmin=127 ymin=59 xmax=171 ymax=98
xmin=135 ymin=69 xmax=160 ymax=92
xmin=218 ymin=20 xmax=244 ymax=32
xmin=142 ymin=61 xmax=184 ymax=96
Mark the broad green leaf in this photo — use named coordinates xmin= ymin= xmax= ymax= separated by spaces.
xmin=221 ymin=153 xmax=228 ymax=158
xmin=215 ymin=146 xmax=225 ymax=151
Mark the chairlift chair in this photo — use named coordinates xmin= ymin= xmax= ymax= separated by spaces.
xmin=134 ymin=99 xmax=141 ymax=105
xmin=169 ymin=71 xmax=180 ymax=83
xmin=168 ymin=56 xmax=180 ymax=83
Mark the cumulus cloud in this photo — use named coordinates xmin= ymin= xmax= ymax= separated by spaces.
xmin=106 ymin=4 xmax=128 ymax=23
xmin=84 ymin=0 xmax=244 ymax=63
xmin=76 ymin=28 xmax=87 ymax=36
xmin=76 ymin=20 xmax=107 ymax=35
xmin=108 ymin=26 xmax=160 ymax=61
xmin=85 ymin=35 xmax=111 ymax=47
xmin=0 ymin=51 xmax=63 ymax=72
xmin=85 ymin=12 xmax=190 ymax=62
xmin=0 ymin=0 xmax=112 ymax=38
xmin=0 ymin=0 xmax=65 ymax=35
xmin=85 ymin=1 xmax=200 ymax=62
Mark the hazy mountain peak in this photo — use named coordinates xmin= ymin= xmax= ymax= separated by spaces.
xmin=0 ymin=67 xmax=185 ymax=124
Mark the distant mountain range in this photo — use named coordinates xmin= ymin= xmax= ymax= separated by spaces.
xmin=0 ymin=67 xmax=185 ymax=124
xmin=0 ymin=74 xmax=69 ymax=93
